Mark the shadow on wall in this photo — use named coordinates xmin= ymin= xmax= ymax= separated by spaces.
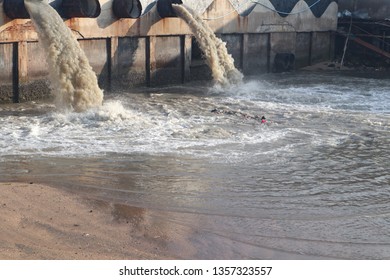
xmin=98 ymin=0 xmax=177 ymax=90
xmin=96 ymin=0 xmax=146 ymax=90
xmin=97 ymin=0 xmax=150 ymax=90
xmin=100 ymin=0 xmax=194 ymax=89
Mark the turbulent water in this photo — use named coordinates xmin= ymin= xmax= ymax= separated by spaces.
xmin=1 ymin=71 xmax=390 ymax=259
xmin=24 ymin=0 xmax=104 ymax=112
xmin=173 ymin=4 xmax=243 ymax=86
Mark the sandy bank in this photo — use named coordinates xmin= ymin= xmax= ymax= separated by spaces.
xmin=1 ymin=183 xmax=331 ymax=260
xmin=0 ymin=182 xmax=175 ymax=260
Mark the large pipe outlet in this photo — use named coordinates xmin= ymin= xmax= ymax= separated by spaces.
xmin=157 ymin=0 xmax=182 ymax=18
xmin=3 ymin=0 xmax=101 ymax=19
xmin=61 ymin=0 xmax=101 ymax=18
xmin=3 ymin=0 xmax=30 ymax=19
xmin=112 ymin=0 xmax=142 ymax=19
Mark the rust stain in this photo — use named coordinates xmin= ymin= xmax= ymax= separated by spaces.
xmin=135 ymin=19 xmax=141 ymax=36
xmin=2 ymin=21 xmax=34 ymax=33
xmin=0 ymin=20 xmax=36 ymax=41
xmin=161 ymin=18 xmax=168 ymax=34
xmin=237 ymin=16 xmax=248 ymax=32
xmin=66 ymin=18 xmax=86 ymax=39
xmin=67 ymin=18 xmax=77 ymax=30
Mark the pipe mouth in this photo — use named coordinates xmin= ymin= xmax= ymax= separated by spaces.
xmin=273 ymin=53 xmax=295 ymax=73
xmin=61 ymin=0 xmax=101 ymax=18
xmin=156 ymin=0 xmax=183 ymax=18
xmin=3 ymin=0 xmax=30 ymax=19
xmin=112 ymin=0 xmax=142 ymax=19
xmin=3 ymin=0 xmax=101 ymax=19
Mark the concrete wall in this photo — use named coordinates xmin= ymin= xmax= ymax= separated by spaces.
xmin=295 ymin=32 xmax=311 ymax=69
xmin=311 ymin=31 xmax=333 ymax=64
xmin=0 ymin=0 xmax=338 ymax=103
xmin=113 ymin=37 xmax=147 ymax=87
xmin=243 ymin=33 xmax=270 ymax=74
xmin=0 ymin=42 xmax=13 ymax=102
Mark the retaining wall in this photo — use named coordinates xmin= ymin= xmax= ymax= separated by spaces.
xmin=0 ymin=0 xmax=338 ymax=103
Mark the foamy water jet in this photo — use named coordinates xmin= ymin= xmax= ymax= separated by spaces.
xmin=172 ymin=4 xmax=243 ymax=86
xmin=24 ymin=0 xmax=104 ymax=112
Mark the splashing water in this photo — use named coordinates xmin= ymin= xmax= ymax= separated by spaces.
xmin=24 ymin=0 xmax=104 ymax=112
xmin=1 ymin=71 xmax=390 ymax=259
xmin=173 ymin=4 xmax=243 ymax=86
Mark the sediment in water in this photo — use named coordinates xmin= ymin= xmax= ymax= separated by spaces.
xmin=24 ymin=0 xmax=104 ymax=112
xmin=173 ymin=4 xmax=243 ymax=86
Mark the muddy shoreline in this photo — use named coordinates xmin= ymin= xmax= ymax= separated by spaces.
xmin=0 ymin=182 xmax=178 ymax=260
xmin=1 ymin=181 xmax=322 ymax=260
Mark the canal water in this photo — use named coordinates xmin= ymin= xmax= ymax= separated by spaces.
xmin=1 ymin=71 xmax=389 ymax=259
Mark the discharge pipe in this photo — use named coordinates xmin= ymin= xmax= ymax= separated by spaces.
xmin=3 ymin=0 xmax=30 ymax=19
xmin=3 ymin=0 xmax=101 ymax=19
xmin=60 ymin=0 xmax=101 ymax=18
xmin=112 ymin=0 xmax=142 ymax=18
xmin=157 ymin=0 xmax=182 ymax=18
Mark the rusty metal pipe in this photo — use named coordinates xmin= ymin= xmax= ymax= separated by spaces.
xmin=156 ymin=0 xmax=183 ymax=18
xmin=112 ymin=0 xmax=142 ymax=19
xmin=3 ymin=0 xmax=101 ymax=19
xmin=3 ymin=0 xmax=30 ymax=19
xmin=61 ymin=0 xmax=101 ymax=18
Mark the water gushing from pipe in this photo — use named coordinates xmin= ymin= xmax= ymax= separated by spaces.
xmin=172 ymin=4 xmax=243 ymax=86
xmin=24 ymin=0 xmax=104 ymax=112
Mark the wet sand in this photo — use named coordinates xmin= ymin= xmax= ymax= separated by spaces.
xmin=1 ymin=182 xmax=316 ymax=260
xmin=0 ymin=182 xmax=176 ymax=260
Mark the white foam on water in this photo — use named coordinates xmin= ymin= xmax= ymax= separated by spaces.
xmin=2 ymin=71 xmax=390 ymax=260
xmin=0 ymin=95 xmax=287 ymax=162
xmin=2 ymin=72 xmax=388 ymax=164
xmin=220 ymin=75 xmax=390 ymax=115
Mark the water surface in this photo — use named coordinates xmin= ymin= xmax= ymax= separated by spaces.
xmin=1 ymin=71 xmax=389 ymax=259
